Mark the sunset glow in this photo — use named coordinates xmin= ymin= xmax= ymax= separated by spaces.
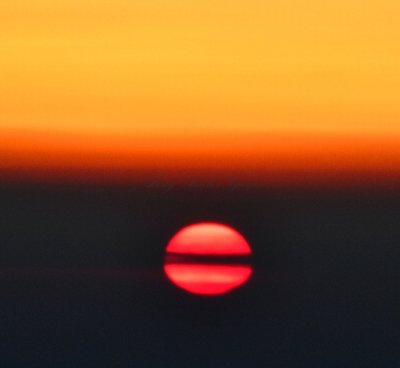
xmin=1 ymin=0 xmax=400 ymax=186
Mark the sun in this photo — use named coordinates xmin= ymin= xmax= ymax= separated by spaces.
xmin=164 ymin=222 xmax=253 ymax=296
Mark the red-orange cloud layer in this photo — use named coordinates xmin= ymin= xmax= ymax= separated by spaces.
xmin=1 ymin=129 xmax=399 ymax=187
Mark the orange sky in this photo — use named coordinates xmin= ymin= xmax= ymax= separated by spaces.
xmin=1 ymin=0 xmax=400 ymax=186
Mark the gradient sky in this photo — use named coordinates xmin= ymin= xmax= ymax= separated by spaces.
xmin=1 ymin=0 xmax=400 ymax=184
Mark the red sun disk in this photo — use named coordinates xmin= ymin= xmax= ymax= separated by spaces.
xmin=164 ymin=223 xmax=253 ymax=296
xmin=166 ymin=222 xmax=252 ymax=256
